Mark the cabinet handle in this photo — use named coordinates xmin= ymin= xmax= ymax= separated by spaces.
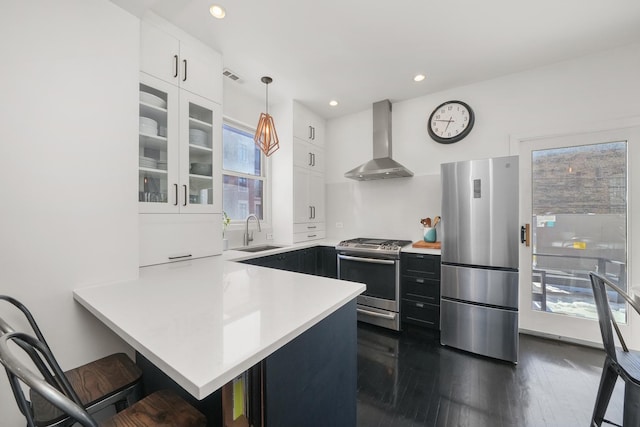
xmin=308 ymin=234 xmax=317 ymax=238
xmin=309 ymin=125 xmax=313 ymax=140
xmin=173 ymin=55 xmax=179 ymax=78
xmin=312 ymin=126 xmax=315 ymax=140
xmin=311 ymin=153 xmax=315 ymax=166
xmin=307 ymin=225 xmax=317 ymax=229
xmin=416 ymin=303 xmax=424 ymax=308
xmin=416 ymin=278 xmax=424 ymax=283
xmin=309 ymin=206 xmax=313 ymax=219
xmin=168 ymin=254 xmax=192 ymax=260
xmin=309 ymin=152 xmax=313 ymax=166
xmin=183 ymin=185 xmax=187 ymax=206
xmin=174 ymin=184 xmax=179 ymax=206
xmin=182 ymin=59 xmax=188 ymax=82
xmin=415 ymin=255 xmax=424 ymax=259
xmin=357 ymin=308 xmax=395 ymax=320
xmin=312 ymin=206 xmax=316 ymax=219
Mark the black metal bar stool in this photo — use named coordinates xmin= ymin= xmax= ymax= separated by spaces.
xmin=0 ymin=331 xmax=206 ymax=427
xmin=0 ymin=295 xmax=143 ymax=426
xmin=589 ymin=272 xmax=640 ymax=427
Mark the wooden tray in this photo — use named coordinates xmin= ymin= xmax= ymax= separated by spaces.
xmin=412 ymin=240 xmax=441 ymax=249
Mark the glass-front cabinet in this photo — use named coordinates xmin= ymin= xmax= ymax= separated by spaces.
xmin=138 ymin=72 xmax=220 ymax=213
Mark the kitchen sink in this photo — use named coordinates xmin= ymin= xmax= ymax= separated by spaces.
xmin=236 ymin=245 xmax=286 ymax=253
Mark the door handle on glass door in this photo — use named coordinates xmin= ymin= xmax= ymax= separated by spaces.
xmin=521 ymin=224 xmax=530 ymax=247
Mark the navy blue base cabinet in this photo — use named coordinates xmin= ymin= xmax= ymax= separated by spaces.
xmin=137 ymin=300 xmax=357 ymax=427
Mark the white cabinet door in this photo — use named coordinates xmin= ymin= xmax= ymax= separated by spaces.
xmin=140 ymin=21 xmax=222 ymax=104
xmin=293 ymin=168 xmax=324 ymax=224
xmin=139 ymin=74 xmax=180 ymax=213
xmin=308 ymin=171 xmax=325 ymax=223
xmin=140 ymin=21 xmax=180 ymax=86
xmin=293 ymin=102 xmax=325 ymax=147
xmin=309 ymin=117 xmax=325 ymax=147
xmin=179 ymin=41 xmax=222 ymax=104
xmin=293 ymin=138 xmax=324 ymax=171
xmin=179 ymin=90 xmax=220 ymax=214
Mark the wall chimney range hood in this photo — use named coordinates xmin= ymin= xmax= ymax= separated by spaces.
xmin=345 ymin=99 xmax=413 ymax=181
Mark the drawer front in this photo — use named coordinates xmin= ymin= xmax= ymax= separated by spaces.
xmin=293 ymin=230 xmax=326 ymax=243
xmin=440 ymin=299 xmax=518 ymax=362
xmin=401 ymin=254 xmax=441 ymax=279
xmin=139 ymin=213 xmax=221 ymax=267
xmin=441 ymin=264 xmax=518 ymax=309
xmin=402 ymin=276 xmax=440 ymax=304
xmin=402 ymin=299 xmax=439 ymax=329
xmin=293 ymin=222 xmax=325 ymax=233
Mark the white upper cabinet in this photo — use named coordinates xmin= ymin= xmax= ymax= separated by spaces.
xmin=140 ymin=21 xmax=222 ymax=104
xmin=293 ymin=101 xmax=325 ymax=147
xmin=293 ymin=138 xmax=324 ymax=172
xmin=138 ymin=73 xmax=221 ymax=214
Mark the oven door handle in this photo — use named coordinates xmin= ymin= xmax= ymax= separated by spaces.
xmin=357 ymin=308 xmax=396 ymax=320
xmin=337 ymin=254 xmax=396 ymax=265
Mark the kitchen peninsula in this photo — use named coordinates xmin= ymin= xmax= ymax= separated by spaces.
xmin=73 ymin=252 xmax=365 ymax=426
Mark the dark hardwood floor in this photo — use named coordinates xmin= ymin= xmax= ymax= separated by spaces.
xmin=357 ymin=323 xmax=624 ymax=427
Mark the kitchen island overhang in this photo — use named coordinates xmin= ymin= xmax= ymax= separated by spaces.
xmin=73 ymin=254 xmax=365 ymax=400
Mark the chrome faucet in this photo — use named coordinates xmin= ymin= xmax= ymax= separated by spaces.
xmin=243 ymin=214 xmax=261 ymax=246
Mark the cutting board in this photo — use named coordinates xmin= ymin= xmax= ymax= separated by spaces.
xmin=412 ymin=240 xmax=441 ymax=249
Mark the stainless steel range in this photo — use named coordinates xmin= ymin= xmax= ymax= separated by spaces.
xmin=336 ymin=238 xmax=412 ymax=331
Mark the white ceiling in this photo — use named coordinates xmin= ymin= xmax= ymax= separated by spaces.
xmin=111 ymin=0 xmax=640 ymax=119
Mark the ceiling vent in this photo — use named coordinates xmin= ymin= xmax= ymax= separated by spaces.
xmin=222 ymin=68 xmax=242 ymax=83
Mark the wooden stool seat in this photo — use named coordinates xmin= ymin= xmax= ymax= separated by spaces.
xmin=30 ymin=353 xmax=142 ymax=426
xmin=101 ymin=389 xmax=206 ymax=427
xmin=0 ymin=332 xmax=207 ymax=427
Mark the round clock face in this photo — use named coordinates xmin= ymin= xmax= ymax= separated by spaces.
xmin=428 ymin=100 xmax=475 ymax=144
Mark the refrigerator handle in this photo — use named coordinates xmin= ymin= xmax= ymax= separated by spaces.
xmin=521 ymin=224 xmax=530 ymax=247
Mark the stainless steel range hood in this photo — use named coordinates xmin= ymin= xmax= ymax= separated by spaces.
xmin=345 ymin=99 xmax=413 ymax=181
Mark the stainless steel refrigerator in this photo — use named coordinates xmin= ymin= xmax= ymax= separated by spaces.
xmin=440 ymin=156 xmax=519 ymax=363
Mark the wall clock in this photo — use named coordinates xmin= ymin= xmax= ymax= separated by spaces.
xmin=428 ymin=100 xmax=475 ymax=144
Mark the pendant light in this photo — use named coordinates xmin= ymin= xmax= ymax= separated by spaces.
xmin=254 ymin=76 xmax=280 ymax=156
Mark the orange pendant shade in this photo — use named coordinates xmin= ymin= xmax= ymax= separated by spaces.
xmin=254 ymin=112 xmax=280 ymax=156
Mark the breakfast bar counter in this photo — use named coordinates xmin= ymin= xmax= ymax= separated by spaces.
xmin=74 ymin=254 xmax=364 ymax=425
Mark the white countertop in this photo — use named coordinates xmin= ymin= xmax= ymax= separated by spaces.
xmin=73 ymin=253 xmax=364 ymax=400
xmin=401 ymin=246 xmax=442 ymax=256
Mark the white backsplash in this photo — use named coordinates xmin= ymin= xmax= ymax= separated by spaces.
xmin=325 ymin=174 xmax=442 ymax=242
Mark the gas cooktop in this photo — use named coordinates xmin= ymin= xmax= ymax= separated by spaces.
xmin=336 ymin=238 xmax=412 ymax=255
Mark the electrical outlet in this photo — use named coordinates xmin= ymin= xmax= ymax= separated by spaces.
xmin=335 ymin=222 xmax=344 ymax=228
xmin=266 ymin=233 xmax=273 ymax=240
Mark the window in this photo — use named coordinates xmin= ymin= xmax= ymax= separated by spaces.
xmin=222 ymin=122 xmax=266 ymax=221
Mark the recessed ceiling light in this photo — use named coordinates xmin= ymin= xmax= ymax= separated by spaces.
xmin=329 ymin=100 xmax=339 ymax=107
xmin=209 ymin=4 xmax=226 ymax=19
xmin=413 ymin=74 xmax=426 ymax=82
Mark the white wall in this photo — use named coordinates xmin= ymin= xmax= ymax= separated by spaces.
xmin=0 ymin=1 xmax=139 ymax=423
xmin=223 ymin=79 xmax=264 ymax=128
xmin=325 ymin=43 xmax=640 ymax=241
